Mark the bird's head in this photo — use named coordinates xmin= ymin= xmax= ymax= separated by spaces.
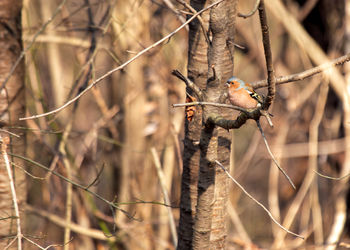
xmin=226 ymin=76 xmax=244 ymax=89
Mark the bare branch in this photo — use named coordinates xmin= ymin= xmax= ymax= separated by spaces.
xmin=23 ymin=235 xmax=69 ymax=250
xmin=258 ymin=0 xmax=275 ymax=110
xmin=173 ymin=101 xmax=272 ymax=131
xmin=171 ymin=70 xmax=204 ymax=100
xmin=238 ymin=0 xmax=260 ymax=18
xmin=313 ymin=170 xmax=350 ymax=181
xmin=260 ymin=109 xmax=274 ymax=127
xmin=256 ymin=121 xmax=296 ymax=189
xmin=207 ymin=111 xmax=256 ymax=130
xmin=252 ymin=53 xmax=350 ymax=89
xmin=20 ymin=0 xmax=227 ymax=121
xmin=215 ymin=160 xmax=304 ymax=239
xmin=172 ymin=101 xmax=247 ymax=112
xmin=161 ymin=0 xmax=187 ymax=29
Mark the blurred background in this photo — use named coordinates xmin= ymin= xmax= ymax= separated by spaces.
xmin=19 ymin=0 xmax=350 ymax=249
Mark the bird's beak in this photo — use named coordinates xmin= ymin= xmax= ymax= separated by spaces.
xmin=225 ymin=82 xmax=230 ymax=87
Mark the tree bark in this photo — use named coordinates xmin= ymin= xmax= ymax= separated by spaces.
xmin=0 ymin=1 xmax=26 ymax=249
xmin=177 ymin=0 xmax=209 ymax=249
xmin=178 ymin=0 xmax=237 ymax=249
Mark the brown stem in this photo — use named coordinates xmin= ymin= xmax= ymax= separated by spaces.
xmin=172 ymin=70 xmax=204 ymax=101
xmin=258 ymin=0 xmax=275 ymax=110
xmin=207 ymin=109 xmax=261 ymax=130
xmin=256 ymin=120 xmax=295 ymax=189
xmin=238 ymin=0 xmax=260 ymax=18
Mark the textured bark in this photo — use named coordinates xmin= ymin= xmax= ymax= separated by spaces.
xmin=192 ymin=1 xmax=237 ymax=249
xmin=209 ymin=2 xmax=236 ymax=245
xmin=177 ymin=0 xmax=209 ymax=249
xmin=178 ymin=0 xmax=237 ymax=249
xmin=192 ymin=123 xmax=217 ymax=249
xmin=0 ymin=1 xmax=26 ymax=249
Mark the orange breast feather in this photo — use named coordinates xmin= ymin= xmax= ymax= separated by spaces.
xmin=228 ymin=87 xmax=259 ymax=109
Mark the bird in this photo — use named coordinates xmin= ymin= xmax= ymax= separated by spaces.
xmin=226 ymin=76 xmax=263 ymax=109
xmin=226 ymin=77 xmax=294 ymax=188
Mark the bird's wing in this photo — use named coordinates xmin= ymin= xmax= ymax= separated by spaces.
xmin=249 ymin=91 xmax=263 ymax=104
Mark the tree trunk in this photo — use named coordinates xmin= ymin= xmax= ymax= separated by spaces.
xmin=177 ymin=0 xmax=237 ymax=249
xmin=0 ymin=1 xmax=26 ymax=249
xmin=209 ymin=2 xmax=237 ymax=248
xmin=177 ymin=1 xmax=209 ymax=249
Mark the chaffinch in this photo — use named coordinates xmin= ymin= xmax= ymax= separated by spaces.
xmin=226 ymin=76 xmax=264 ymax=109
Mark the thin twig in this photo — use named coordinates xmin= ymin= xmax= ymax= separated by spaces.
xmin=0 ymin=129 xmax=20 ymax=138
xmin=173 ymin=53 xmax=350 ymax=99
xmin=253 ymin=53 xmax=350 ymax=89
xmin=256 ymin=121 xmax=296 ymax=189
xmin=176 ymin=0 xmax=210 ymax=44
xmin=118 ymin=199 xmax=177 ymax=207
xmin=12 ymin=161 xmax=45 ymax=180
xmin=4 ymin=237 xmax=18 ymax=250
xmin=260 ymin=109 xmax=274 ymax=127
xmin=20 ymin=0 xmax=227 ymax=121
xmin=215 ymin=160 xmax=303 ymax=239
xmin=85 ymin=165 xmax=105 ymax=189
xmin=26 ymin=205 xmax=118 ymax=242
xmin=2 ymin=137 xmax=22 ymax=249
xmin=171 ymin=70 xmax=204 ymax=100
xmin=313 ymin=170 xmax=350 ymax=181
xmin=238 ymin=0 xmax=260 ymax=18
xmin=22 ymin=237 xmax=46 ymax=250
xmin=172 ymin=101 xmax=247 ymax=112
xmin=161 ymin=0 xmax=187 ymax=29
xmin=23 ymin=236 xmax=66 ymax=250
